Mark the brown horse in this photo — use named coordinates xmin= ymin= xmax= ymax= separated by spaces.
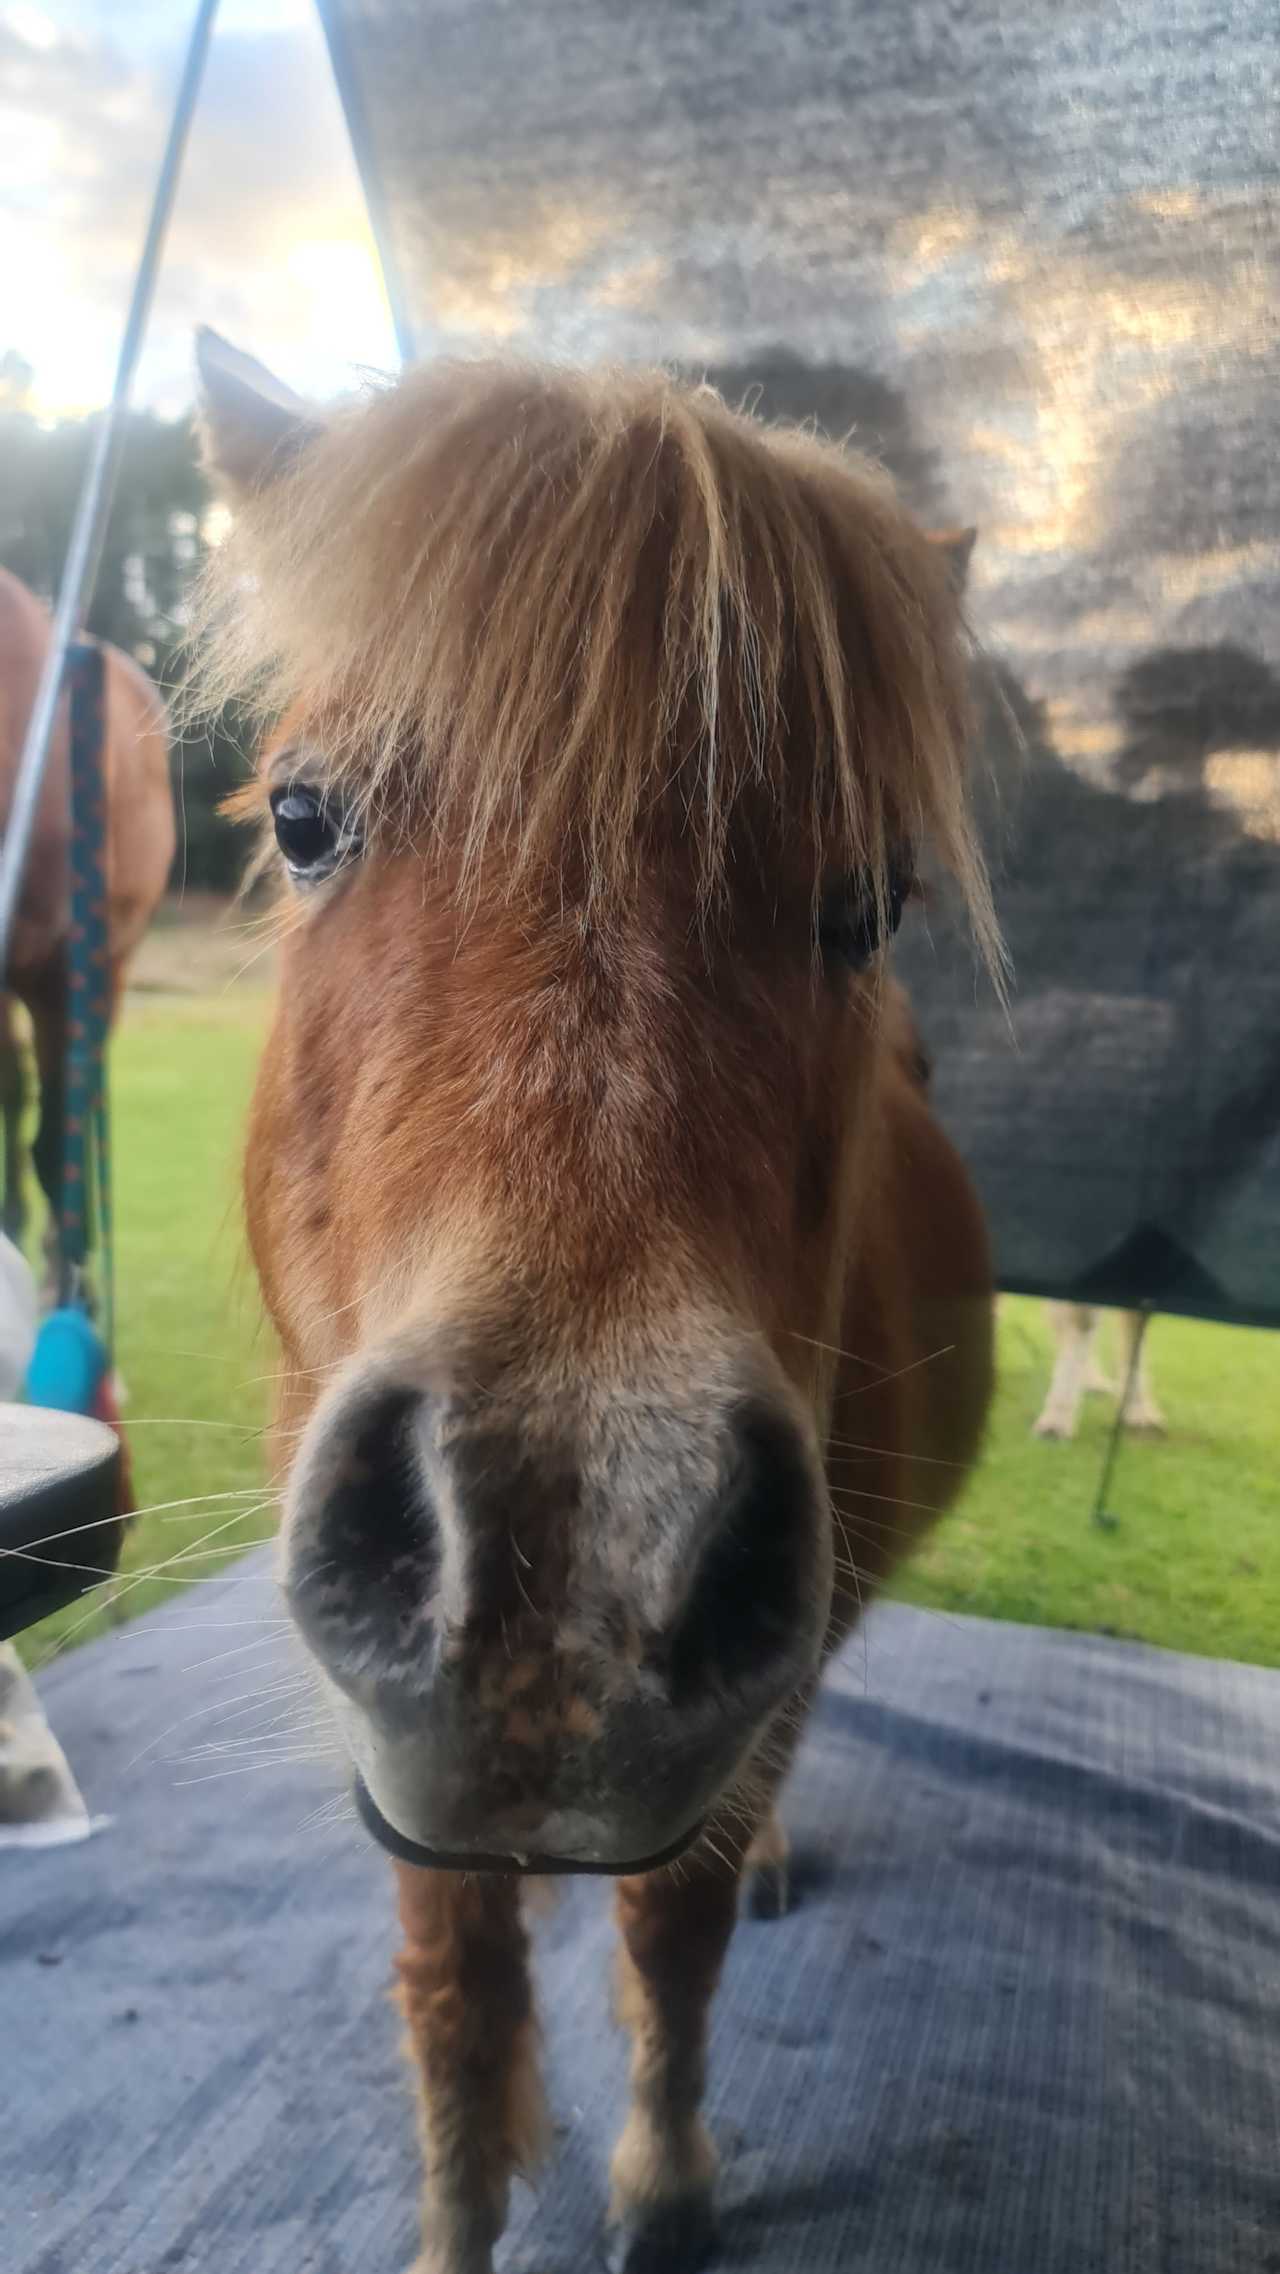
xmin=196 ymin=333 xmax=999 ymax=2274
xmin=0 ymin=567 xmax=175 ymax=1258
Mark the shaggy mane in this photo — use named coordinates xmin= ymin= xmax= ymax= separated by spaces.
xmin=191 ymin=359 xmax=998 ymax=961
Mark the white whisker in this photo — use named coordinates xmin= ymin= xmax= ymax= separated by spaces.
xmin=11 ymin=1487 xmax=265 ymax=1559
xmin=172 ymin=1756 xmax=333 ymax=1787
xmin=179 ymin=1634 xmax=289 ymax=1675
xmin=128 ymin=1674 xmax=312 ymax=1769
xmin=827 ymin=1436 xmax=968 ymax=1469
xmin=828 ymin=1485 xmax=944 ymax=1520
xmin=838 ymin=1344 xmax=956 ymax=1399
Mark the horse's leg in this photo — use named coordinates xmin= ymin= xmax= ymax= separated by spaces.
xmin=1033 ymin=1302 xmax=1094 ymax=1438
xmin=0 ymin=996 xmax=27 ymax=1244
xmin=1117 ymin=1310 xmax=1165 ymax=1433
xmin=609 ymin=1842 xmax=747 ymax=2274
xmin=394 ymin=1863 xmax=547 ymax=2274
xmin=1083 ymin=1311 xmax=1116 ymax=1395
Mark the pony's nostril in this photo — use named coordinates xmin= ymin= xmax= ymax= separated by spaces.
xmin=285 ymin=1389 xmax=440 ymax=1688
xmin=666 ymin=1407 xmax=815 ymax=1704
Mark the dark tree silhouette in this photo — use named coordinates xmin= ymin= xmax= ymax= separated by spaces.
xmin=0 ymin=386 xmax=248 ymax=889
xmin=693 ymin=348 xmax=949 ymax=523
xmin=1114 ymin=645 xmax=1280 ymax=786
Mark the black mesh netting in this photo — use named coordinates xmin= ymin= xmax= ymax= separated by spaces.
xmin=322 ymin=0 xmax=1280 ymax=1324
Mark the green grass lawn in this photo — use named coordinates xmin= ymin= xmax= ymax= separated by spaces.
xmin=895 ymin=1303 xmax=1280 ymax=1666
xmin=18 ymin=990 xmax=276 ymax=1668
xmin=17 ymin=987 xmax=1280 ymax=1671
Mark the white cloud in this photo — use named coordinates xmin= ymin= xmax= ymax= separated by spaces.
xmin=0 ymin=0 xmax=397 ymax=418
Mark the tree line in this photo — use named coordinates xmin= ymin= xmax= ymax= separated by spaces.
xmin=0 ymin=350 xmax=247 ymax=891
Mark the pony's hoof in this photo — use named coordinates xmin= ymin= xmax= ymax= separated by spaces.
xmin=1032 ymin=1415 xmax=1073 ymax=1440
xmin=747 ymin=1856 xmax=791 ymax=1919
xmin=605 ymin=2193 xmax=716 ymax=2274
xmin=1123 ymin=1408 xmax=1166 ymax=1435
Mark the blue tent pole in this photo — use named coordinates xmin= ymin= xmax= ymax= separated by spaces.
xmin=0 ymin=0 xmax=222 ymax=975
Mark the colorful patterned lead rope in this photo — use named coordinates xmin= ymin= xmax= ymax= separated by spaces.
xmin=61 ymin=643 xmax=113 ymax=1353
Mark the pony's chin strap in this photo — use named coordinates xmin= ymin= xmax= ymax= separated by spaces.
xmin=352 ymin=1773 xmax=702 ymax=1877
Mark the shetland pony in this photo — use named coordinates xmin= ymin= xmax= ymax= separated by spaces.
xmin=0 ymin=567 xmax=175 ymax=1259
xmin=196 ymin=330 xmax=998 ymax=2274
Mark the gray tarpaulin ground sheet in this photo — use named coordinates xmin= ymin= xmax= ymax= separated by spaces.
xmin=320 ymin=0 xmax=1280 ymax=1326
xmin=4 ymin=1550 xmax=1280 ymax=2272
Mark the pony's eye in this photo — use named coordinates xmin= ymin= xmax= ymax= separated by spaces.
xmin=818 ymin=865 xmax=912 ymax=969
xmin=270 ymin=785 xmax=358 ymax=880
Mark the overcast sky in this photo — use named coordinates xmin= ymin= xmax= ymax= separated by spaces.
xmin=0 ymin=0 xmax=398 ymax=419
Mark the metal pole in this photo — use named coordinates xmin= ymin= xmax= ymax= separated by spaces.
xmin=1090 ymin=1302 xmax=1154 ymax=1530
xmin=0 ymin=0 xmax=222 ymax=973
xmin=314 ymin=0 xmax=417 ymax=365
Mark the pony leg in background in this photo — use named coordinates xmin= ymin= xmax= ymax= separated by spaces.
xmin=1082 ymin=1313 xmax=1116 ymax=1394
xmin=1116 ymin=1309 xmax=1165 ymax=1433
xmin=1034 ymin=1305 xmax=1164 ymax=1438
xmin=1034 ymin=1303 xmax=1100 ymax=1438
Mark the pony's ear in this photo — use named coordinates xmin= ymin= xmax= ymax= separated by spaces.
xmin=195 ymin=327 xmax=320 ymax=498
xmin=929 ymin=525 xmax=978 ymax=597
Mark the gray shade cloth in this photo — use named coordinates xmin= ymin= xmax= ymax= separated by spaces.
xmin=3 ymin=1550 xmax=1280 ymax=2270
xmin=319 ymin=0 xmax=1280 ymax=1325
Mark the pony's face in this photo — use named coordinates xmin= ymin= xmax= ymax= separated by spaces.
xmin=197 ymin=338 xmax=988 ymax=1868
xmin=246 ymin=821 xmax=883 ymax=1867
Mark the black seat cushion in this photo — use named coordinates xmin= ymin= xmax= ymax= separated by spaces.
xmin=0 ymin=1403 xmax=121 ymax=1641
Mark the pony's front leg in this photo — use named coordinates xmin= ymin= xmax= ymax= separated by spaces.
xmin=609 ymin=1843 xmax=744 ymax=2274
xmin=394 ymin=1864 xmax=547 ymax=2274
